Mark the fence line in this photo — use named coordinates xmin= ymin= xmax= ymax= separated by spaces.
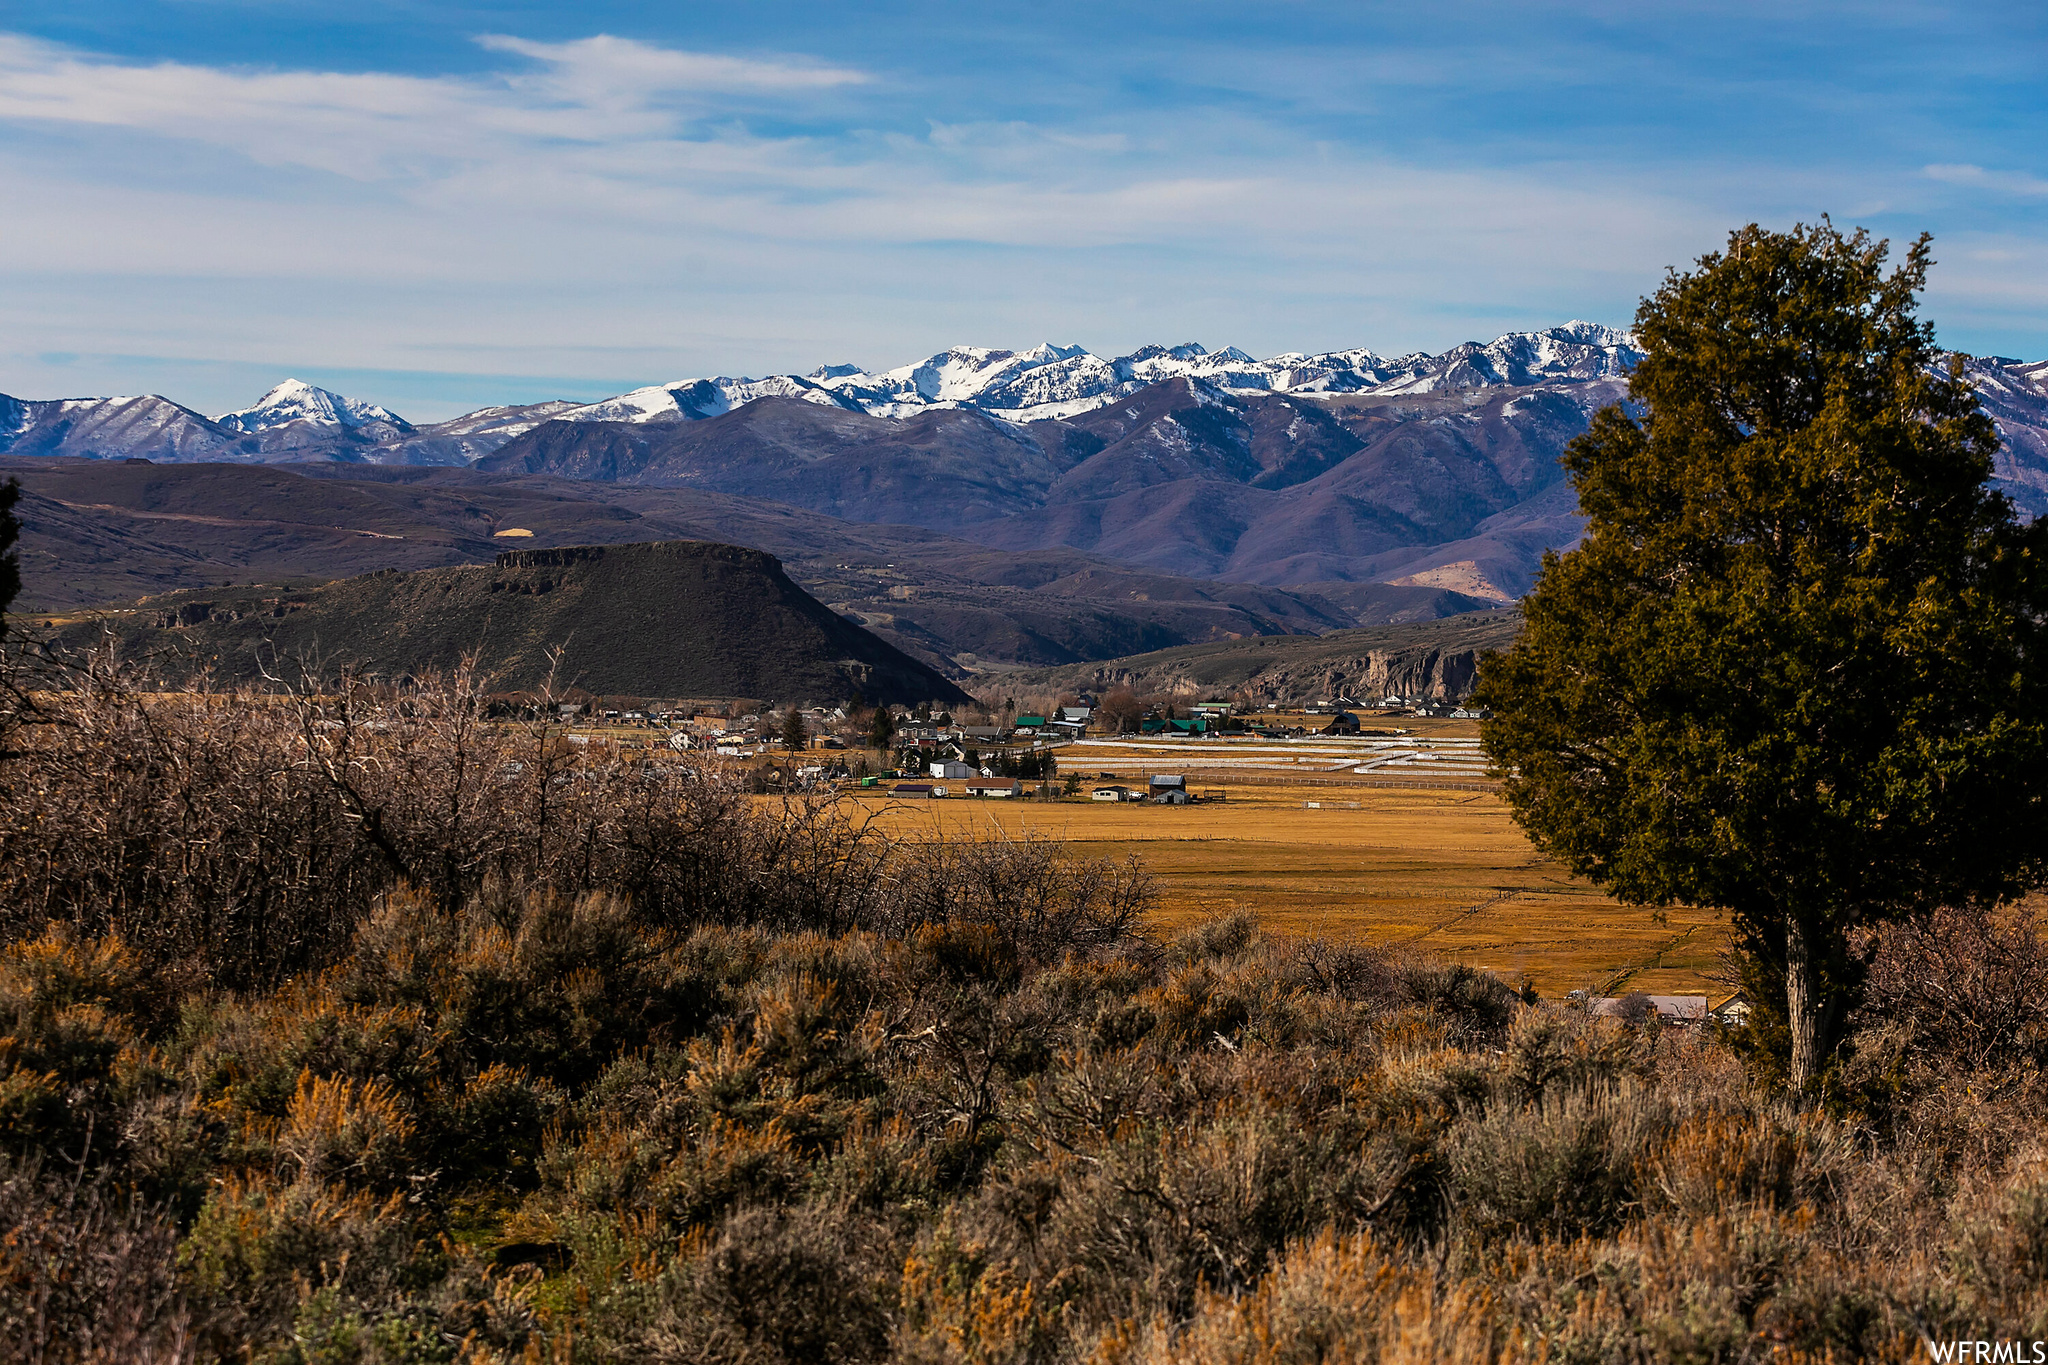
xmin=1213 ymin=772 xmax=1501 ymax=793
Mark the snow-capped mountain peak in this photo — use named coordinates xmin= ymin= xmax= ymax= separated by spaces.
xmin=538 ymin=325 xmax=1650 ymax=430
xmin=216 ymin=378 xmax=409 ymax=433
xmin=553 ymin=373 xmax=864 ymax=425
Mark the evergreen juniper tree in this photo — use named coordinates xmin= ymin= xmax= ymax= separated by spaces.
xmin=1474 ymin=221 xmax=2048 ymax=1098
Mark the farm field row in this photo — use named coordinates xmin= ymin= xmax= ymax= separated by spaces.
xmin=861 ymin=779 xmax=1730 ymax=999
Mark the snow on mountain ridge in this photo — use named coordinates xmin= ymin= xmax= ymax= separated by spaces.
xmin=557 ymin=374 xmax=862 ymax=425
xmin=216 ymin=378 xmax=409 ymax=433
xmin=553 ymin=324 xmax=1648 ymax=429
xmin=0 ymin=324 xmax=1654 ymax=457
xmin=158 ymin=324 xmax=1646 ymax=446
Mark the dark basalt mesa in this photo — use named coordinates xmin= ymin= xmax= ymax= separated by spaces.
xmin=54 ymin=539 xmax=970 ymax=705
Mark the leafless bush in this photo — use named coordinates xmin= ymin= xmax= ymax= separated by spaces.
xmin=0 ymin=646 xmax=377 ymax=985
xmin=882 ymin=825 xmax=1156 ymax=958
xmin=1859 ymin=899 xmax=2048 ymax=1073
xmin=0 ymin=645 xmax=1151 ymax=991
xmin=0 ymin=1160 xmax=191 ymax=1364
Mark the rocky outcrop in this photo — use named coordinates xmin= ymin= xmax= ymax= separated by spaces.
xmin=1002 ymin=611 xmax=1521 ymax=703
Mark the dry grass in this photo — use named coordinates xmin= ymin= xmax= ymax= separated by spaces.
xmin=864 ymin=782 xmax=1728 ymax=998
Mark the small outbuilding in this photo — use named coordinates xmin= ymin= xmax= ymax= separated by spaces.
xmin=964 ymin=778 xmax=1024 ymax=798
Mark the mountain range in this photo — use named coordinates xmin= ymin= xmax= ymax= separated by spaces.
xmin=7 ymin=325 xmax=2045 ymax=636
xmin=0 ymin=325 xmax=1647 ymax=466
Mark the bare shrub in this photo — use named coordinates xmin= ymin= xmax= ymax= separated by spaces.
xmin=0 ymin=1160 xmax=190 ymax=1365
xmin=0 ymin=650 xmax=381 ymax=985
xmin=1859 ymin=900 xmax=2048 ymax=1073
xmin=0 ymin=648 xmax=1148 ymax=994
xmin=882 ymin=824 xmax=1156 ymax=958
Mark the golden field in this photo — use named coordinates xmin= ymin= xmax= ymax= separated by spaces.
xmin=846 ymin=719 xmax=1726 ymax=998
xmin=861 ymin=774 xmax=1731 ymax=1000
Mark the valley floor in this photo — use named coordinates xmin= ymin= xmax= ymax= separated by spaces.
xmin=862 ymin=775 xmax=1728 ymax=998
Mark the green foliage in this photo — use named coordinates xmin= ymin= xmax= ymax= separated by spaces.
xmin=1475 ymin=220 xmax=2048 ymax=1091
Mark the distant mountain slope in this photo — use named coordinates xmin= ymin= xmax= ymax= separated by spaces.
xmin=9 ymin=330 xmax=2040 ymax=611
xmin=1000 ymin=610 xmax=1525 ymax=704
xmin=6 ymin=457 xmax=1474 ymax=673
xmin=0 ymin=389 xmax=576 ymax=468
xmin=483 ymin=377 xmax=1620 ymax=595
xmin=476 ymin=399 xmax=1067 ymax=524
xmin=50 ymin=540 xmax=970 ymax=705
xmin=0 ymin=394 xmax=258 ymax=462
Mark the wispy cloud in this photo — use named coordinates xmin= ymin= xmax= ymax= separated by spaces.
xmin=1923 ymin=163 xmax=2048 ymax=197
xmin=0 ymin=30 xmax=1712 ymax=264
xmin=477 ymin=33 xmax=869 ymax=99
xmin=0 ymin=20 xmax=2038 ymax=417
xmin=0 ymin=32 xmax=868 ymax=180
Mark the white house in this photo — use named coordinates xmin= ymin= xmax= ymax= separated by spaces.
xmin=964 ymin=778 xmax=1024 ymax=798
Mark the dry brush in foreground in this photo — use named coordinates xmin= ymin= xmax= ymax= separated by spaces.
xmin=1 ymin=654 xmax=2045 ymax=1363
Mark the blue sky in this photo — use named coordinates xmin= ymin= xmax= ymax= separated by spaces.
xmin=1 ymin=1 xmax=2042 ymax=420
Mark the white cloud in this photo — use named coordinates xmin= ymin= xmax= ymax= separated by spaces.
xmin=476 ymin=33 xmax=868 ymax=100
xmin=0 ymin=28 xmax=2037 ymax=417
xmin=1923 ymin=164 xmax=2048 ymax=197
xmin=0 ymin=32 xmax=865 ymax=181
xmin=0 ymin=29 xmax=1708 ymax=262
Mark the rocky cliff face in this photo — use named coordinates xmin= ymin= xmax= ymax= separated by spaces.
xmin=1057 ymin=643 xmax=1488 ymax=702
xmin=997 ymin=611 xmax=1522 ymax=703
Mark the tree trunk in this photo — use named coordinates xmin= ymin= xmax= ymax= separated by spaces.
xmin=1785 ymin=915 xmax=1820 ymax=1099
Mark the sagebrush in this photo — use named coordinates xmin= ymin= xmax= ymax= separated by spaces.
xmin=2 ymin=651 xmax=2045 ymax=1363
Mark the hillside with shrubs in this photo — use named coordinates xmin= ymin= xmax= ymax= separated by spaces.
xmin=2 ymin=652 xmax=2047 ymax=1364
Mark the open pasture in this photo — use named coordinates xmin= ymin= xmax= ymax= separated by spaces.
xmin=862 ymin=776 xmax=1731 ymax=998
